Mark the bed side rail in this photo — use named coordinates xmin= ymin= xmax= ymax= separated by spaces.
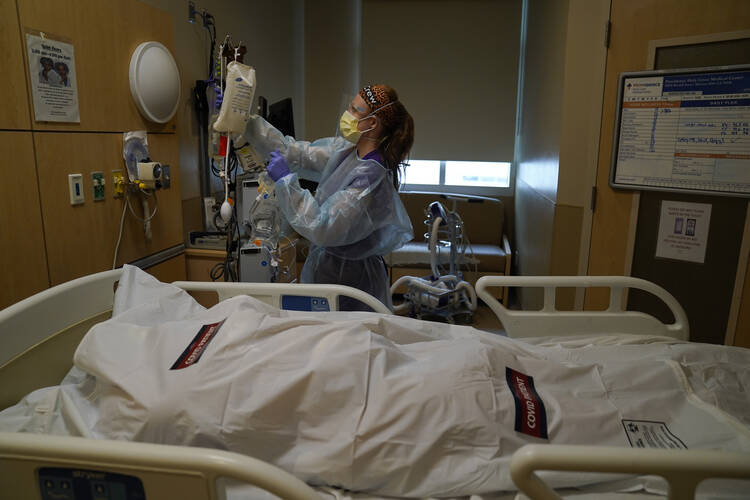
xmin=475 ymin=276 xmax=689 ymax=340
xmin=0 ymin=432 xmax=319 ymax=500
xmin=511 ymin=444 xmax=750 ymax=500
xmin=0 ymin=269 xmax=123 ymax=366
xmin=172 ymin=281 xmax=392 ymax=315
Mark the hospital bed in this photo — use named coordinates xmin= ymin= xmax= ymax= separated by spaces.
xmin=474 ymin=275 xmax=689 ymax=340
xmin=0 ymin=269 xmax=748 ymax=499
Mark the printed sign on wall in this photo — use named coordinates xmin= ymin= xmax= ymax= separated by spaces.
xmin=25 ymin=30 xmax=80 ymax=123
xmin=655 ymin=200 xmax=712 ymax=263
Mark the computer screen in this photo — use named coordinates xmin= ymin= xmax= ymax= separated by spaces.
xmin=267 ymin=97 xmax=295 ymax=138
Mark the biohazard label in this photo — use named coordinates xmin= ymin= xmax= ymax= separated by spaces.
xmin=622 ymin=419 xmax=687 ymax=449
xmin=170 ymin=320 xmax=226 ymax=370
xmin=506 ymin=367 xmax=548 ymax=439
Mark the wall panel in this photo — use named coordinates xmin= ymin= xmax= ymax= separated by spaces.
xmin=17 ymin=0 xmax=176 ymax=133
xmin=0 ymin=132 xmax=50 ymax=308
xmin=34 ymin=132 xmax=182 ymax=285
xmin=146 ymin=253 xmax=186 ymax=283
xmin=0 ymin=0 xmax=31 ymax=129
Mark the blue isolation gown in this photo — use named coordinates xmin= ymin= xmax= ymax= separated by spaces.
xmin=243 ymin=116 xmax=413 ymax=310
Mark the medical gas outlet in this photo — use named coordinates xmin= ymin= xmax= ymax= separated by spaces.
xmin=135 ymin=161 xmax=171 ymax=190
xmin=112 ymin=170 xmax=125 ymax=198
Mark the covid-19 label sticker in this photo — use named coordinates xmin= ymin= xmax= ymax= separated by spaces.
xmin=170 ymin=319 xmax=226 ymax=370
xmin=622 ymin=419 xmax=687 ymax=449
xmin=506 ymin=367 xmax=548 ymax=440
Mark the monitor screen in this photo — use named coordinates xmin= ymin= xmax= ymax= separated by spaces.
xmin=268 ymin=97 xmax=295 ymax=138
xmin=610 ymin=64 xmax=750 ymax=197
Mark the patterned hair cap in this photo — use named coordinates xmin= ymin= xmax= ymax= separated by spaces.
xmin=359 ymin=85 xmax=397 ymax=126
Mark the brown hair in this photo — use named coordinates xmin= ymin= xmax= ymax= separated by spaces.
xmin=359 ymin=84 xmax=414 ymax=189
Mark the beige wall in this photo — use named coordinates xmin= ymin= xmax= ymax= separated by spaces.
xmin=515 ymin=178 xmax=556 ymax=307
xmin=304 ymin=0 xmax=361 ymax=142
xmin=139 ymin=0 xmax=305 ymax=240
xmin=140 ymin=0 xmax=305 ymax=201
xmin=361 ymin=0 xmax=521 ymax=163
xmin=514 ymin=0 xmax=568 ymax=308
xmin=515 ymin=0 xmax=568 ymax=202
xmin=514 ymin=0 xmax=609 ymax=308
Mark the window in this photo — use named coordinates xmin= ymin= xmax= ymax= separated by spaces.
xmin=402 ymin=160 xmax=513 ymax=196
xmin=402 ymin=160 xmax=440 ymax=185
xmin=362 ymin=0 xmax=521 ymax=198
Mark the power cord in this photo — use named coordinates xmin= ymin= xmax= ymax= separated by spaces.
xmin=111 ymin=184 xmax=159 ymax=270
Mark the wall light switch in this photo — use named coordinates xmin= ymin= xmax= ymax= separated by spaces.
xmin=68 ymin=173 xmax=84 ymax=205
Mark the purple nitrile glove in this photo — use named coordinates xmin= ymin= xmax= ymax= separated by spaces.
xmin=266 ymin=150 xmax=291 ymax=182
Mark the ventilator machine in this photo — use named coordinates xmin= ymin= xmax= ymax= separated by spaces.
xmin=391 ymin=201 xmax=477 ymax=322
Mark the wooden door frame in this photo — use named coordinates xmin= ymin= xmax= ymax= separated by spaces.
xmin=618 ymin=29 xmax=750 ymax=343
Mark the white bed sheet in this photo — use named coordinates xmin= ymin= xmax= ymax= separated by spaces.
xmin=1 ymin=266 xmax=749 ymax=499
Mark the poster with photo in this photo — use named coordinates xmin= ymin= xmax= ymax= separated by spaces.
xmin=25 ymin=31 xmax=80 ymax=122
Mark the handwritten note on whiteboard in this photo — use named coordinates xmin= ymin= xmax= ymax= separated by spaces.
xmin=611 ymin=67 xmax=750 ymax=196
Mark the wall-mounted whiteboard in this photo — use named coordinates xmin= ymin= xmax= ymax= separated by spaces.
xmin=610 ymin=65 xmax=750 ymax=197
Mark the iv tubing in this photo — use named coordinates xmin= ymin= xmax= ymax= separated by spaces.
xmin=429 ymin=216 xmax=442 ymax=277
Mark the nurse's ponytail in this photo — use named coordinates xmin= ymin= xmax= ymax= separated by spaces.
xmin=359 ymin=84 xmax=414 ymax=190
xmin=380 ymin=100 xmax=414 ymax=190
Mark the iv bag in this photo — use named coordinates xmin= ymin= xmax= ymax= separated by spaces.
xmin=250 ymin=173 xmax=280 ymax=242
xmin=122 ymin=131 xmax=149 ymax=182
xmin=213 ymin=62 xmax=256 ymax=135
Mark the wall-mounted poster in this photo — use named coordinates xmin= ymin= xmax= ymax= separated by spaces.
xmin=25 ymin=30 xmax=80 ymax=123
xmin=655 ymin=200 xmax=712 ymax=263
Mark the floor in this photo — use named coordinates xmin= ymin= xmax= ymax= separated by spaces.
xmin=472 ymin=305 xmax=506 ymax=335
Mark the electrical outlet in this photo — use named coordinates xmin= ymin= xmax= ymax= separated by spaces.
xmin=112 ymin=170 xmax=125 ymax=198
xmin=68 ymin=173 xmax=84 ymax=205
xmin=92 ymin=171 xmax=105 ymax=201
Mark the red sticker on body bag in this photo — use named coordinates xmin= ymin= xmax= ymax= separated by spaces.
xmin=170 ymin=320 xmax=226 ymax=370
xmin=506 ymin=367 xmax=549 ymax=439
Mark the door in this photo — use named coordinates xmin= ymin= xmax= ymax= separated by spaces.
xmin=585 ymin=0 xmax=750 ymax=344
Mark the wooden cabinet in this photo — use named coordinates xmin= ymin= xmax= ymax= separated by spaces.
xmin=34 ymin=132 xmax=183 ymax=285
xmin=0 ymin=132 xmax=50 ymax=308
xmin=147 ymin=253 xmax=187 ymax=283
xmin=185 ymin=249 xmax=227 ymax=307
xmin=1 ymin=0 xmax=184 ymax=308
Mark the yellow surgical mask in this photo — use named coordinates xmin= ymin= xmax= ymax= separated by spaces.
xmin=339 ymin=110 xmax=375 ymax=143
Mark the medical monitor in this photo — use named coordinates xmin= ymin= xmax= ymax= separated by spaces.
xmin=609 ymin=64 xmax=750 ymax=197
xmin=268 ymin=97 xmax=295 ymax=138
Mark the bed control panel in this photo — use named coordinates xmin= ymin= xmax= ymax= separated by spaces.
xmin=281 ymin=295 xmax=331 ymax=312
xmin=38 ymin=467 xmax=145 ymax=500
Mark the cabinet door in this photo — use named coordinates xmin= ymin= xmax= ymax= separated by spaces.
xmin=0 ymin=132 xmax=49 ymax=308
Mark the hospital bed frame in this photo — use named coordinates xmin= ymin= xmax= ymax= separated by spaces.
xmin=1 ymin=269 xmax=747 ymax=499
xmin=476 ymin=275 xmax=689 ymax=340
